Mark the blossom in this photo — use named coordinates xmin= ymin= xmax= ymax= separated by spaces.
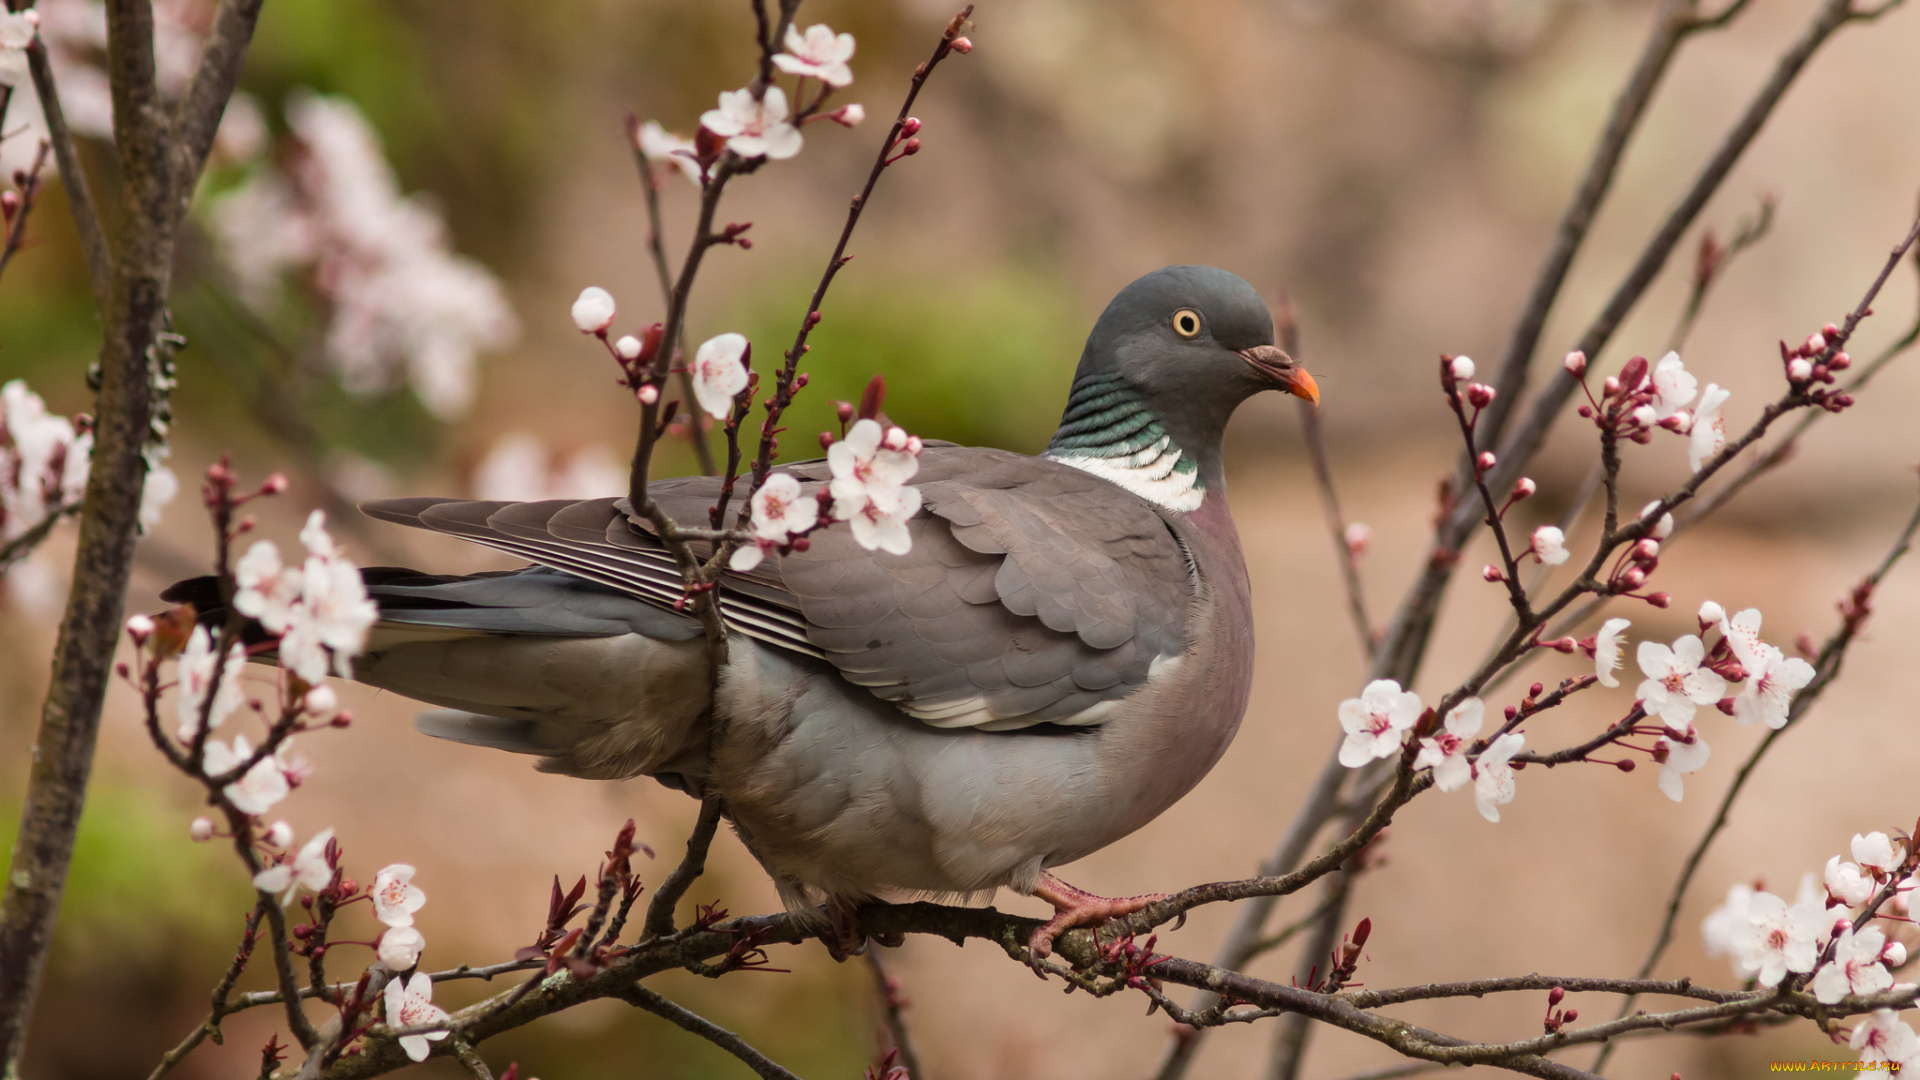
xmin=203 ymin=735 xmax=290 ymax=816
xmin=2 ymin=380 xmax=88 ymax=547
xmin=571 ymin=286 xmax=616 ymax=334
xmin=234 ymin=540 xmax=302 ymax=633
xmin=382 ymin=972 xmax=450 ymax=1061
xmin=1854 ymin=832 xmax=1902 ymax=877
xmin=264 ymin=820 xmax=294 ymax=848
xmin=1716 ymin=606 xmax=1768 ymax=677
xmin=139 ymin=463 xmax=177 ymax=531
xmin=1531 ymin=525 xmax=1569 ymax=566
xmin=373 ymin=864 xmax=426 ymax=927
xmin=1703 ymin=883 xmax=1755 ymax=958
xmin=1635 ymin=635 xmax=1727 ymax=730
xmin=701 ymin=86 xmax=802 ymax=161
xmin=731 ymin=473 xmax=820 ymax=572
xmin=189 ymin=817 xmax=215 ymax=842
xmin=637 ymin=120 xmax=702 ymax=184
xmin=1688 ymin=383 xmax=1730 ymax=471
xmin=304 ymin=684 xmax=341 ymax=722
xmin=828 ymin=419 xmax=922 ymax=555
xmin=1655 ymin=726 xmax=1710 ymax=802
xmin=1735 ymin=889 xmax=1824 ymax=987
xmin=252 ymin=827 xmax=336 ymax=902
xmin=1731 ymin=644 xmax=1814 ymax=729
xmin=378 ymin=925 xmax=426 ymax=970
xmin=1593 ymin=618 xmax=1630 ymax=688
xmin=1448 ymin=355 xmax=1475 ymax=381
xmin=1648 ymin=351 xmax=1697 ymax=420
xmin=1828 ymin=855 xmax=1877 ymax=907
xmin=1413 ymin=697 xmax=1483 ymax=792
xmin=275 ymin=512 xmax=378 ymax=683
xmin=175 ymin=626 xmax=248 ymax=741
xmin=1473 ymin=732 xmax=1525 ymax=822
xmin=0 ymin=12 xmax=34 ymax=87
xmin=1850 ymin=1010 xmax=1920 ymax=1070
xmin=1638 ymin=501 xmax=1674 ymax=540
xmin=691 ymin=333 xmax=751 ymax=419
xmin=1337 ymin=679 xmax=1423 ymax=768
xmin=773 ymin=22 xmax=856 ymax=86
xmin=1813 ymin=925 xmax=1896 ymax=1004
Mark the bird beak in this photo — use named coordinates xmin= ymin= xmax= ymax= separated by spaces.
xmin=1239 ymin=345 xmax=1320 ymax=405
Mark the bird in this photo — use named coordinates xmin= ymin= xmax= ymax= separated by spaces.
xmin=176 ymin=264 xmax=1318 ymax=958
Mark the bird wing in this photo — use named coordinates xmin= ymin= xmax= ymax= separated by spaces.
xmin=360 ymin=445 xmax=1195 ymax=731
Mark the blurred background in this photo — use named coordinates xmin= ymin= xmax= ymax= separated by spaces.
xmin=4 ymin=0 xmax=1920 ymax=1076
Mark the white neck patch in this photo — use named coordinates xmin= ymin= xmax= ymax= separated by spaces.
xmin=1047 ymin=435 xmax=1205 ymax=513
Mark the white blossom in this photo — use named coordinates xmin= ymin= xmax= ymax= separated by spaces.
xmin=828 ymin=419 xmax=922 ymax=555
xmin=691 ymin=333 xmax=751 ymax=419
xmin=0 ymin=12 xmax=35 ymax=87
xmin=234 ymin=540 xmax=302 ymax=632
xmin=1 ymin=380 xmax=87 ymax=547
xmin=1649 ymin=351 xmax=1697 ymax=420
xmin=203 ymin=735 xmax=290 ymax=816
xmin=1635 ymin=635 xmax=1727 ymax=731
xmin=189 ymin=816 xmax=215 ymax=843
xmin=379 ymin=925 xmax=426 ymax=970
xmin=264 ymin=820 xmax=295 ymax=848
xmin=731 ymin=473 xmax=820 ymax=572
xmin=1638 ymin=501 xmax=1674 ymax=540
xmin=701 ymin=86 xmax=803 ymax=161
xmin=1716 ymin=606 xmax=1768 ymax=677
xmin=1337 ymin=679 xmax=1423 ymax=768
xmin=637 ymin=120 xmax=702 ymax=184
xmin=1688 ymin=383 xmax=1730 ymax=471
xmin=1813 ymin=925 xmax=1896 ymax=1004
xmin=138 ymin=463 xmax=177 ymax=531
xmin=275 ymin=512 xmax=378 ymax=683
xmin=373 ymin=864 xmax=427 ymax=928
xmin=1703 ymin=883 xmax=1755 ymax=959
xmin=1850 ymin=1009 xmax=1920 ymax=1071
xmin=1594 ymin=617 xmax=1630 ymax=688
xmin=382 ymin=972 xmax=450 ymax=1061
xmin=175 ymin=626 xmax=248 ymax=741
xmin=773 ymin=22 xmax=856 ymax=86
xmin=252 ymin=827 xmax=335 ymax=902
xmin=1531 ymin=525 xmax=1569 ymax=566
xmin=1732 ymin=644 xmax=1814 ymax=729
xmin=1735 ymin=889 xmax=1825 ymax=987
xmin=1413 ymin=697 xmax=1482 ymax=793
xmin=1655 ymin=726 xmax=1710 ymax=802
xmin=571 ymin=286 xmax=616 ymax=334
xmin=1854 ymin=833 xmax=1902 ymax=877
xmin=1473 ymin=732 xmax=1525 ymax=823
xmin=1829 ymin=855 xmax=1877 ymax=908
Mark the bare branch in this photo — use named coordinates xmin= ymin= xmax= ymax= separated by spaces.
xmin=168 ymin=0 xmax=266 ymax=189
xmin=23 ymin=38 xmax=110 ymax=302
xmin=642 ymin=795 xmax=725 ymax=938
xmin=618 ymin=983 xmax=803 ymax=1080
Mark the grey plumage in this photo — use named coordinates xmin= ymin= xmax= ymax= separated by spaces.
xmin=319 ymin=266 xmax=1317 ymax=912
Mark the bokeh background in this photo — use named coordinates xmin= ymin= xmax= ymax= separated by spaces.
xmin=4 ymin=0 xmax=1920 ymax=1076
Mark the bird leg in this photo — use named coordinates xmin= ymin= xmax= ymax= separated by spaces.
xmin=1027 ymin=872 xmax=1168 ymax=962
xmin=821 ymin=893 xmax=868 ymax=961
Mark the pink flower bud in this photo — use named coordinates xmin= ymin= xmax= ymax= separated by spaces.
xmin=637 ymin=384 xmax=660 ymax=405
xmin=1482 ymin=564 xmax=1505 ymax=583
xmin=1449 ymin=355 xmax=1475 ymax=382
xmin=1630 ymin=404 xmax=1656 ymax=427
xmin=898 ymin=137 xmax=921 ymax=156
xmin=1661 ymin=410 xmax=1690 ymax=432
xmin=1805 ymin=332 xmax=1827 ymax=355
xmin=1616 ymin=758 xmax=1636 ymax=772
xmin=1633 ymin=538 xmax=1660 ymax=561
xmin=1823 ymin=322 xmax=1841 ymax=338
xmin=1512 ymin=477 xmax=1536 ymax=500
xmin=900 ymin=117 xmax=922 ymax=138
xmin=190 ymin=817 xmax=215 ymax=842
xmin=21 ymin=9 xmax=38 ymax=27
xmin=1698 ymin=601 xmax=1725 ymax=626
xmin=1344 ymin=522 xmax=1372 ymax=559
xmin=1787 ymin=358 xmax=1812 ymax=382
xmin=304 ymin=685 xmax=340 ymax=721
xmin=1476 ymin=451 xmax=1496 ymax=473
xmin=1621 ymin=567 xmax=1646 ymax=589
xmin=615 ymin=335 xmax=642 ymax=360
xmin=0 ymin=191 xmax=18 ymax=219
xmin=1564 ymin=351 xmax=1587 ymax=377
xmin=1638 ymin=501 xmax=1674 ymax=539
xmin=830 ymin=103 xmax=866 ymax=127
xmin=949 ymin=35 xmax=972 ymax=52
xmin=1562 ymin=1009 xmax=1578 ymax=1024
xmin=265 ymin=820 xmax=294 ymax=848
xmin=125 ymin=614 xmax=155 ymax=644
xmin=571 ymin=286 xmax=617 ymax=334
xmin=1548 ymin=987 xmax=1565 ymax=1007
xmin=1602 ymin=376 xmax=1620 ymax=397
xmin=1466 ymin=383 xmax=1496 ymax=408
xmin=883 ymin=426 xmax=908 ymax=451
xmin=1646 ymin=591 xmax=1671 ymax=608
xmin=905 ymin=435 xmax=924 ymax=455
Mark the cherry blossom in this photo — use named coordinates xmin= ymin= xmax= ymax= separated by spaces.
xmin=303 ymin=684 xmax=341 ymax=723
xmin=1593 ymin=617 xmax=1630 ymax=687
xmin=1828 ymin=855 xmax=1877 ymax=907
xmin=2 ymin=381 xmax=90 ymax=550
xmin=382 ymin=971 xmax=450 ymax=1061
xmin=1731 ymin=644 xmax=1814 ymax=729
xmin=1531 ymin=525 xmax=1569 ymax=566
xmin=1718 ymin=606 xmax=1767 ymax=675
xmin=189 ymin=816 xmax=215 ymax=843
xmin=571 ymin=286 xmax=617 ymax=334
xmin=1648 ymin=351 xmax=1697 ymax=420
xmin=828 ymin=419 xmax=922 ymax=555
xmin=1635 ymin=635 xmax=1727 ymax=730
xmin=373 ymin=863 xmax=427 ymax=927
xmin=637 ymin=120 xmax=702 ymax=184
xmin=701 ymin=86 xmax=803 ymax=161
xmin=1448 ymin=355 xmax=1475 ymax=382
xmin=234 ymin=540 xmax=302 ymax=632
xmin=203 ymin=735 xmax=290 ymax=816
xmin=1473 ymin=732 xmax=1524 ymax=823
xmin=1411 ymin=697 xmax=1483 ymax=792
xmin=175 ymin=625 xmax=247 ymax=740
xmin=1638 ymin=501 xmax=1674 ymax=540
xmin=1688 ymin=383 xmax=1730 ymax=471
xmin=1655 ymin=726 xmax=1709 ymax=802
xmin=274 ymin=512 xmax=378 ymax=683
xmin=773 ymin=22 xmax=856 ymax=86
xmin=1813 ymin=925 xmax=1896 ymax=1004
xmin=1854 ymin=832 xmax=1902 ymax=877
xmin=263 ymin=820 xmax=294 ymax=848
xmin=691 ymin=333 xmax=751 ymax=419
xmin=0 ymin=12 xmax=35 ymax=87
xmin=731 ymin=473 xmax=821 ymax=572
xmin=1702 ymin=883 xmax=1754 ymax=959
xmin=1337 ymin=680 xmax=1422 ymax=768
xmin=1735 ymin=889 xmax=1824 ymax=987
xmin=378 ymin=925 xmax=426 ymax=971
xmin=1850 ymin=1009 xmax=1919 ymax=1070
xmin=252 ymin=827 xmax=335 ymax=902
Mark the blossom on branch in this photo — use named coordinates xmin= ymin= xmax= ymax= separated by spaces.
xmin=1530 ymin=525 xmax=1569 ymax=566
xmin=175 ymin=625 xmax=247 ymax=740
xmin=1731 ymin=644 xmax=1813 ymax=729
xmin=373 ymin=863 xmax=427 ymax=927
xmin=774 ymin=23 xmax=856 ymax=87
xmin=1593 ymin=617 xmax=1630 ymax=687
xmin=691 ymin=333 xmax=751 ymax=419
xmin=0 ymin=12 xmax=35 ymax=87
xmin=1689 ymin=383 xmax=1731 ymax=471
xmin=1853 ymin=832 xmax=1902 ymax=877
xmin=1703 ymin=883 xmax=1755 ymax=959
xmin=1734 ymin=889 xmax=1824 ymax=987
xmin=827 ymin=419 xmax=922 ymax=555
xmin=382 ymin=972 xmax=450 ymax=1062
xmin=1413 ymin=697 xmax=1482 ymax=792
xmin=202 ymin=735 xmax=290 ymax=816
xmin=1813 ymin=925 xmax=1896 ymax=1004
xmin=1337 ymin=679 xmax=1422 ymax=768
xmin=378 ymin=925 xmax=426 ymax=971
xmin=1648 ymin=351 xmax=1697 ymax=421
xmin=1655 ymin=726 xmax=1709 ymax=802
xmin=571 ymin=287 xmax=617 ymax=334
xmin=731 ymin=473 xmax=821 ymax=572
xmin=637 ymin=121 xmax=702 ymax=185
xmin=1635 ymin=635 xmax=1726 ymax=730
xmin=701 ymin=86 xmax=803 ymax=161
xmin=252 ymin=827 xmax=335 ymax=902
xmin=1473 ymin=732 xmax=1524 ymax=822
xmin=1827 ymin=855 xmax=1876 ymax=908
xmin=1850 ymin=1009 xmax=1919 ymax=1071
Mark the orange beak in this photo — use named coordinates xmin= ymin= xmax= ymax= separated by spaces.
xmin=1239 ymin=345 xmax=1320 ymax=406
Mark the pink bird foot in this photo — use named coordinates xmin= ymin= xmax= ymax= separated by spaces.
xmin=1026 ymin=872 xmax=1168 ymax=966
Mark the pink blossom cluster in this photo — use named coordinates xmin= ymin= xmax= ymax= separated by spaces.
xmin=209 ymin=93 xmax=519 ymax=419
xmin=1340 ymin=682 xmax=1524 ymax=822
xmin=1703 ymin=832 xmax=1915 ymax=1069
xmin=1571 ymin=350 xmax=1731 ymax=470
xmin=1780 ymin=323 xmax=1857 ymax=413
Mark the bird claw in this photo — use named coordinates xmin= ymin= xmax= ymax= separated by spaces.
xmin=1025 ymin=872 xmax=1168 ymax=969
xmin=820 ymin=894 xmax=868 ymax=961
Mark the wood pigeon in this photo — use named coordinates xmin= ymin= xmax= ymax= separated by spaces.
xmin=180 ymin=265 xmax=1319 ymax=957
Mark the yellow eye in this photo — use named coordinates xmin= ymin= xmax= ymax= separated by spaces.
xmin=1171 ymin=309 xmax=1202 ymax=338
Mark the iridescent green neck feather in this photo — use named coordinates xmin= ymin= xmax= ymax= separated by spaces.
xmin=1044 ymin=374 xmax=1204 ymax=512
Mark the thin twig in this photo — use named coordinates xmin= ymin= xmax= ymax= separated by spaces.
xmin=1285 ymin=297 xmax=1373 ymax=658
xmin=627 ymin=122 xmax=716 ymax=475
xmin=23 ymin=37 xmax=110 ymax=303
xmin=619 ymin=983 xmax=804 ymax=1080
xmin=866 ymin=948 xmax=926 ymax=1080
xmin=642 ymin=795 xmax=725 ymax=938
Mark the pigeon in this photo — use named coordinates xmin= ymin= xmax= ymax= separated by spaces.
xmin=173 ymin=265 xmax=1318 ymax=957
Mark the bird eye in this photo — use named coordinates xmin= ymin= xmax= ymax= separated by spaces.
xmin=1171 ymin=309 xmax=1202 ymax=339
